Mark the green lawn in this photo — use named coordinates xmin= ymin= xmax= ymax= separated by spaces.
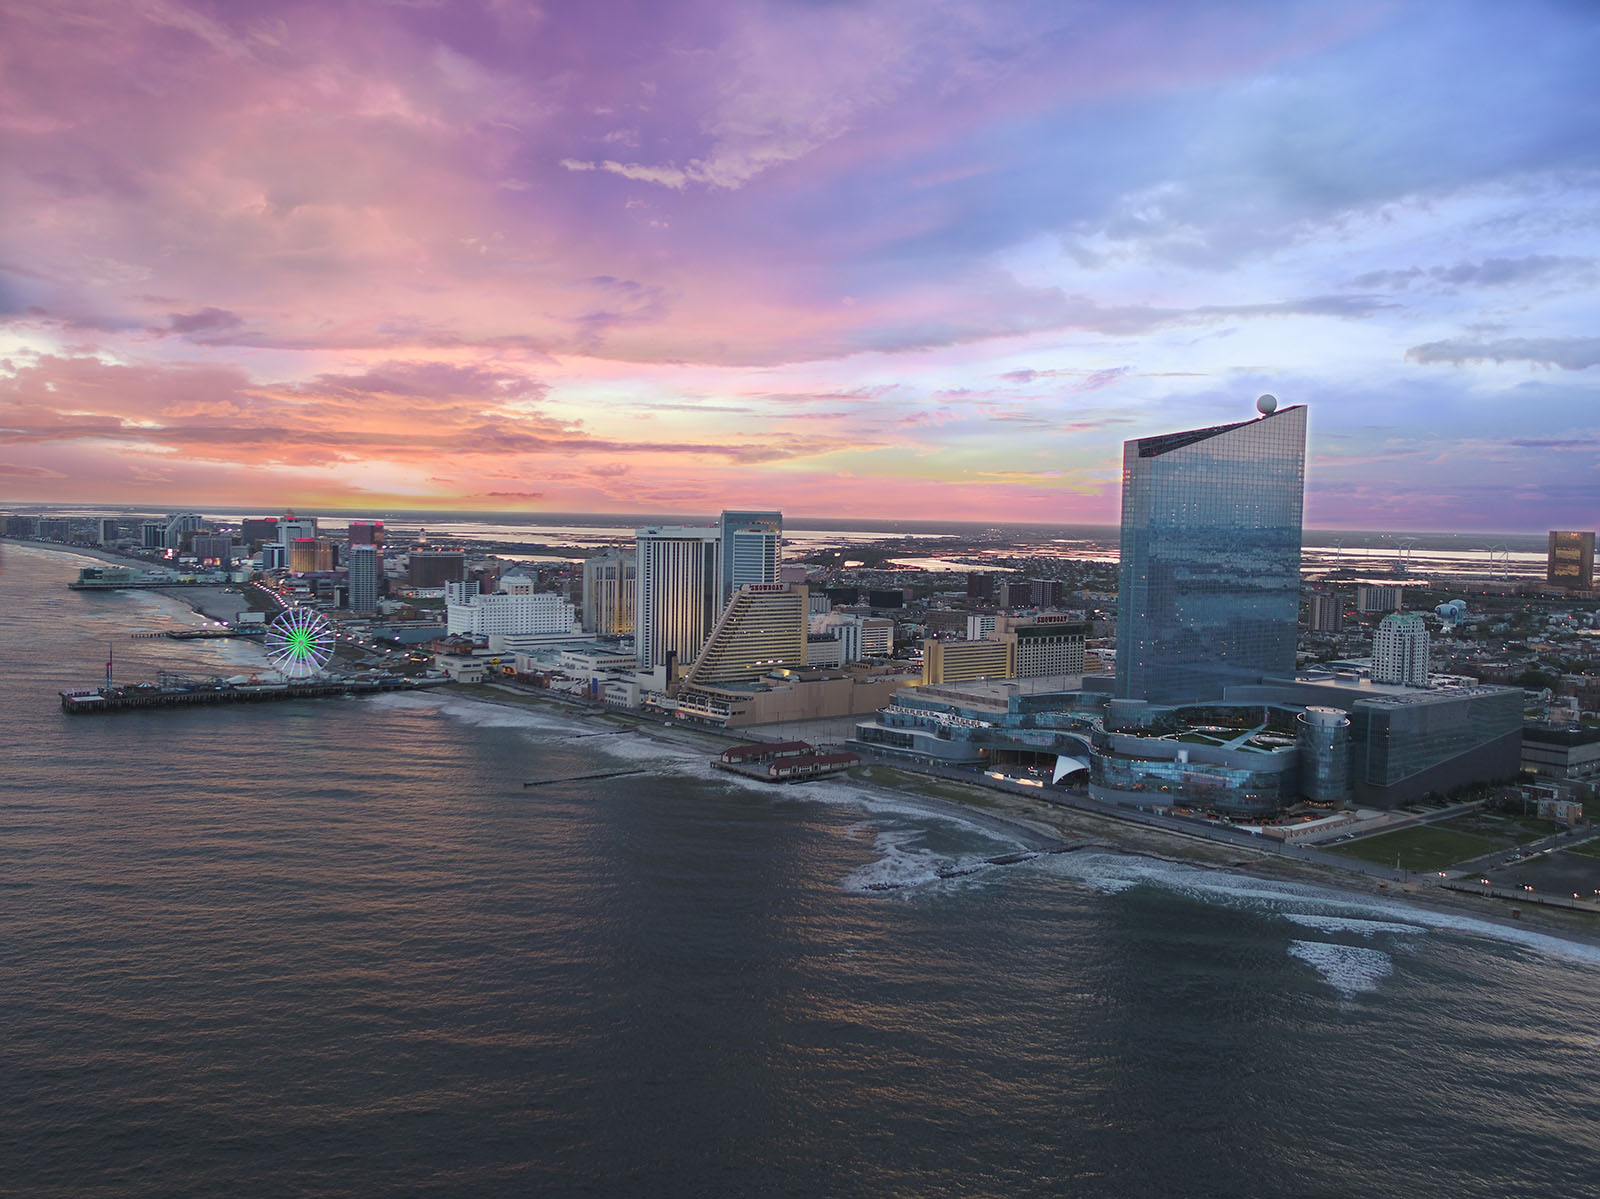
xmin=1328 ymin=825 xmax=1504 ymax=873
xmin=854 ymin=765 xmax=1002 ymax=808
xmin=1565 ymin=838 xmax=1600 ymax=861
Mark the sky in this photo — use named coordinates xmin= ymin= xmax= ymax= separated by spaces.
xmin=2 ymin=0 xmax=1597 ymax=530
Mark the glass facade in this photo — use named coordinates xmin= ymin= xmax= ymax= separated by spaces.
xmin=719 ymin=510 xmax=782 ymax=604
xmin=1089 ymin=752 xmax=1292 ymax=817
xmin=1295 ymin=706 xmax=1351 ymax=803
xmin=1349 ymin=687 xmax=1522 ymax=792
xmin=1116 ymin=405 xmax=1306 ymax=704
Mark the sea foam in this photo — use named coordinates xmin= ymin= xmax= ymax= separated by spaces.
xmin=1287 ymin=940 xmax=1394 ymax=997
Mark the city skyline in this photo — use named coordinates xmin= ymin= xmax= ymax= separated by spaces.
xmin=3 ymin=1 xmax=1597 ymax=530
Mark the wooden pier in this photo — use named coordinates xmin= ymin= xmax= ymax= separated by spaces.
xmin=61 ymin=677 xmax=444 ymax=713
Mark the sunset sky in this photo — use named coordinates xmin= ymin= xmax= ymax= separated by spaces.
xmin=2 ymin=0 xmax=1597 ymax=529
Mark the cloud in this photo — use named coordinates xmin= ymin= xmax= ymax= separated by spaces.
xmin=0 ymin=460 xmax=65 ymax=478
xmin=1353 ymin=255 xmax=1589 ymax=290
xmin=1405 ymin=337 xmax=1600 ymax=370
xmin=0 ymin=353 xmax=839 ymax=471
xmin=161 ymin=307 xmax=245 ymax=337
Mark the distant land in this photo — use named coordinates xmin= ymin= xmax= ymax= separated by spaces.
xmin=0 ymin=503 xmax=1559 ymax=552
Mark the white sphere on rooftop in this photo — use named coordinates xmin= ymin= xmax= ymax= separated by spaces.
xmin=1256 ymin=394 xmax=1278 ymax=415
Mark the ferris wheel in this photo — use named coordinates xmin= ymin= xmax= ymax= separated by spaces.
xmin=264 ymin=608 xmax=336 ymax=678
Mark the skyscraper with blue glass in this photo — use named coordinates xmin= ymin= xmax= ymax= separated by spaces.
xmin=1115 ymin=404 xmax=1306 ymax=704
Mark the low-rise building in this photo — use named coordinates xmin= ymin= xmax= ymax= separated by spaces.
xmin=1521 ymin=722 xmax=1600 ymax=782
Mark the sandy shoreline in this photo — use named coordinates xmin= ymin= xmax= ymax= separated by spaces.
xmin=449 ymin=681 xmax=1600 ymax=952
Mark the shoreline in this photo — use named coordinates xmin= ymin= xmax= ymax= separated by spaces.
xmin=444 ymin=681 xmax=1600 ymax=952
xmin=8 ymin=537 xmax=265 ymax=626
xmin=27 ymin=532 xmax=1594 ymax=954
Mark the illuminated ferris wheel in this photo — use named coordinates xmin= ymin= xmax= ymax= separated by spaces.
xmin=264 ymin=608 xmax=336 ymax=678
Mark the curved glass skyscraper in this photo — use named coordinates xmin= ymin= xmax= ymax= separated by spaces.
xmin=1115 ymin=405 xmax=1306 ymax=704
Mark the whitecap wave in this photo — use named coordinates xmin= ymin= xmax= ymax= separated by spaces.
xmin=840 ymin=829 xmax=1019 ymax=895
xmin=1280 ymin=913 xmax=1426 ymax=938
xmin=1287 ymin=940 xmax=1393 ymax=997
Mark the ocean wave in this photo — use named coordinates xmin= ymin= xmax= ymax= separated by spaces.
xmin=840 ymin=828 xmax=1027 ymax=895
xmin=1035 ymin=850 xmax=1600 ymax=968
xmin=1287 ymin=940 xmax=1393 ymax=997
xmin=1280 ymin=913 xmax=1426 ymax=939
xmin=366 ymin=689 xmax=600 ymax=737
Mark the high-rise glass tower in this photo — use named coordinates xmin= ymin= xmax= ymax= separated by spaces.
xmin=1115 ymin=404 xmax=1306 ymax=704
xmin=718 ymin=510 xmax=782 ymax=604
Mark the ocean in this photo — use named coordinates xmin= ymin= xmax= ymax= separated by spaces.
xmin=3 ymin=541 xmax=1597 ymax=1197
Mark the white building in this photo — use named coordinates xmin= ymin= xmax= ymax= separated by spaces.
xmin=447 ymin=574 xmax=576 ymax=638
xmin=635 ymin=525 xmax=722 ymax=671
xmin=965 ymin=614 xmax=997 ymax=641
xmin=276 ymin=514 xmax=317 ymax=545
xmin=810 ymin=612 xmax=894 ymax=661
xmin=1372 ymin=612 xmax=1429 ymax=688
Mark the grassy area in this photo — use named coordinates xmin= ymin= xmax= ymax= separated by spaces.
xmin=1565 ymin=838 xmax=1600 ymax=861
xmin=853 ymin=764 xmax=1002 ymax=809
xmin=1328 ymin=825 xmax=1504 ymax=873
xmin=1440 ymin=811 xmax=1561 ymax=842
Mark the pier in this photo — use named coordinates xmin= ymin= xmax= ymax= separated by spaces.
xmin=523 ymin=769 xmax=646 ymax=788
xmin=130 ymin=628 xmax=266 ymax=640
xmin=61 ymin=676 xmax=445 ymax=713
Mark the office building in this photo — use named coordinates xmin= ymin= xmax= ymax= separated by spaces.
xmin=1547 ymin=530 xmax=1595 ymax=590
xmin=277 ymin=511 xmax=317 ymax=545
xmin=966 ymin=614 xmax=997 ymax=641
xmin=811 ymin=612 xmax=894 ymax=662
xmin=1115 ymin=403 xmax=1307 ymax=704
xmin=240 ymin=517 xmax=279 ymax=547
xmin=635 ymin=524 xmax=721 ymax=672
xmin=348 ymin=519 xmax=385 ymax=547
xmin=164 ymin=512 xmax=205 ymax=549
xmin=409 ymin=548 xmax=466 ymax=588
xmin=96 ymin=518 xmax=120 ymax=544
xmin=1355 ymin=584 xmax=1402 ymax=614
xmin=1521 ymin=723 xmax=1600 ymax=783
xmin=718 ymin=510 xmax=782 ymax=603
xmin=1372 ymin=612 xmax=1429 ymax=688
xmin=684 ymin=583 xmax=808 ymax=686
xmin=581 ymin=547 xmax=636 ymax=636
xmin=191 ymin=534 xmax=233 ymax=566
xmin=1307 ymin=590 xmax=1343 ymax=633
xmin=348 ymin=544 xmax=381 ymax=613
xmin=966 ymin=572 xmax=996 ymax=600
xmin=139 ymin=521 xmax=166 ymax=549
xmin=446 ymin=575 xmax=575 ymax=638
